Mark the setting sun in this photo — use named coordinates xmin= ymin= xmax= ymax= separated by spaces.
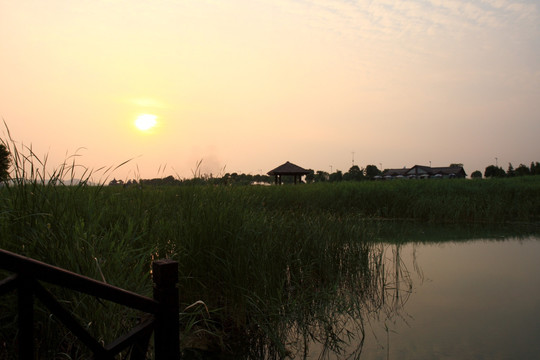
xmin=135 ymin=114 xmax=157 ymax=131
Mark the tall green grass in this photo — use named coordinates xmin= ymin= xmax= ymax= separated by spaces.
xmin=1 ymin=138 xmax=539 ymax=358
xmin=0 ymin=137 xmax=152 ymax=359
xmin=0 ymin=181 xmax=392 ymax=358
xmin=252 ymin=177 xmax=540 ymax=223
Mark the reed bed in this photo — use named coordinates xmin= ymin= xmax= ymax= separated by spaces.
xmin=0 ymin=181 xmax=390 ymax=358
xmin=1 ymin=142 xmax=539 ymax=358
xmin=253 ymin=177 xmax=540 ymax=223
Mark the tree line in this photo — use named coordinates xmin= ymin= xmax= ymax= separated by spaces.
xmin=108 ymin=173 xmax=274 ymax=187
xmin=109 ymin=162 xmax=540 ymax=186
xmin=0 ymin=143 xmax=538 ymax=185
xmin=108 ymin=164 xmax=385 ymax=186
xmin=474 ymin=162 xmax=540 ymax=179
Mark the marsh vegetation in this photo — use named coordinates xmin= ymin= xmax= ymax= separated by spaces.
xmin=0 ymin=144 xmax=539 ymax=358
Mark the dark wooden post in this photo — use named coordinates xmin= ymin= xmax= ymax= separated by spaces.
xmin=18 ymin=275 xmax=34 ymax=360
xmin=153 ymin=259 xmax=180 ymax=360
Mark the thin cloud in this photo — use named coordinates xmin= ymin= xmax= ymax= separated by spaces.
xmin=265 ymin=0 xmax=537 ymax=38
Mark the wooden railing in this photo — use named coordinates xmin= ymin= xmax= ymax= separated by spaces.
xmin=0 ymin=248 xmax=180 ymax=359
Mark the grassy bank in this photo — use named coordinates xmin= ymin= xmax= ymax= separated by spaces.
xmin=1 ymin=176 xmax=539 ymax=358
xmin=255 ymin=176 xmax=540 ymax=223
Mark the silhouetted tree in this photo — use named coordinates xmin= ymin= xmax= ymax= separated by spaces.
xmin=449 ymin=163 xmax=464 ymax=168
xmin=471 ymin=170 xmax=482 ymax=179
xmin=0 ymin=144 xmax=10 ymax=181
xmin=365 ymin=164 xmax=382 ymax=179
xmin=329 ymin=170 xmax=343 ymax=182
xmin=305 ymin=169 xmax=315 ymax=183
xmin=315 ymin=170 xmax=329 ymax=182
xmin=109 ymin=178 xmax=122 ymax=186
xmin=343 ymin=165 xmax=364 ymax=181
xmin=514 ymin=164 xmax=530 ymax=177
xmin=531 ymin=162 xmax=540 ymax=175
xmin=507 ymin=163 xmax=515 ymax=177
xmin=484 ymin=165 xmax=506 ymax=178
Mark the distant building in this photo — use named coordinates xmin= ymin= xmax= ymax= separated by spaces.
xmin=382 ymin=165 xmax=466 ymax=179
xmin=267 ymin=161 xmax=310 ymax=185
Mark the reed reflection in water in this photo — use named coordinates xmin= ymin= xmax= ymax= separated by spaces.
xmin=290 ymin=243 xmax=416 ymax=360
xmin=334 ymin=237 xmax=540 ymax=360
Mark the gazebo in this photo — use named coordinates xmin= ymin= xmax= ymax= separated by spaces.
xmin=267 ymin=161 xmax=310 ymax=185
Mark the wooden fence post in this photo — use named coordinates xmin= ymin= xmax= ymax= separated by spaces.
xmin=152 ymin=259 xmax=180 ymax=360
xmin=18 ymin=275 xmax=34 ymax=360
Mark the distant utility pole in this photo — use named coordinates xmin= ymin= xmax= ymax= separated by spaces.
xmin=329 ymin=165 xmax=333 ymax=173
xmin=352 ymin=152 xmax=355 ymax=167
xmin=495 ymin=157 xmax=498 ymax=167
xmin=429 ymin=161 xmax=432 ymax=167
xmin=379 ymin=163 xmax=382 ymax=170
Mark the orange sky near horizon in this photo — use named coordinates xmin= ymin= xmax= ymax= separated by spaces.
xmin=1 ymin=0 xmax=539 ymax=181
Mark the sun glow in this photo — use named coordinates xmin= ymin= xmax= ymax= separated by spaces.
xmin=135 ymin=114 xmax=157 ymax=131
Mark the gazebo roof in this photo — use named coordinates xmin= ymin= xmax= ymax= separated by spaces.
xmin=267 ymin=161 xmax=310 ymax=175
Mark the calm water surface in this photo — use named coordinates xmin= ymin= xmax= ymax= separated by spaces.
xmin=354 ymin=237 xmax=540 ymax=359
xmin=343 ymin=237 xmax=540 ymax=360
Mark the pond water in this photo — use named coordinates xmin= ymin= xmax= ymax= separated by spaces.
xmin=311 ymin=236 xmax=540 ymax=359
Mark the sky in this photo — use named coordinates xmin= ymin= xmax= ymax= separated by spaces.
xmin=1 ymin=0 xmax=539 ymax=181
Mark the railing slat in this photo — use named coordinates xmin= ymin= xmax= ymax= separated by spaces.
xmin=0 ymin=274 xmax=19 ymax=296
xmin=33 ymin=281 xmax=111 ymax=359
xmin=1 ymin=249 xmax=181 ymax=359
xmin=0 ymin=249 xmax=158 ymax=314
xmin=104 ymin=315 xmax=154 ymax=356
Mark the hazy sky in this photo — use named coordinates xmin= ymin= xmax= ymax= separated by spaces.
xmin=1 ymin=0 xmax=539 ymax=180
